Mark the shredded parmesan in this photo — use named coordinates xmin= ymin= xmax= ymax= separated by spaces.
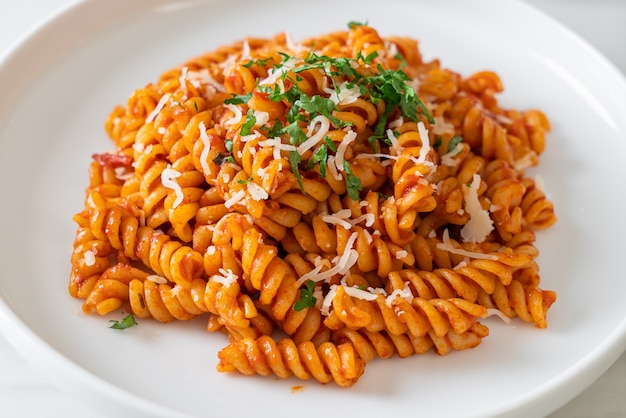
xmin=388 ymin=116 xmax=404 ymax=130
xmin=460 ymin=174 xmax=494 ymax=243
xmin=146 ymin=274 xmax=168 ymax=284
xmin=432 ymin=116 xmax=455 ymax=136
xmin=486 ymin=308 xmax=512 ymax=323
xmin=224 ymin=104 xmax=243 ymax=127
xmin=224 ymin=190 xmax=246 ymax=208
xmin=258 ymin=137 xmax=296 ymax=160
xmin=297 ymin=115 xmax=331 ymax=155
xmin=437 ymin=229 xmax=498 ymax=260
xmin=440 ymin=142 xmax=464 ymax=166
xmin=247 ymin=182 xmax=269 ymax=201
xmin=146 ymin=93 xmax=171 ymax=123
xmin=395 ymin=250 xmax=408 ymax=259
xmin=213 ymin=268 xmax=239 ymax=287
xmin=199 ymin=121 xmax=211 ymax=176
xmin=326 ymin=155 xmax=343 ymax=181
xmin=179 ymin=66 xmax=189 ymax=98
xmin=535 ymin=175 xmax=545 ymax=193
xmin=296 ymin=232 xmax=359 ymax=286
xmin=513 ymin=151 xmax=538 ymax=171
xmin=320 ymin=285 xmax=338 ymax=316
xmin=387 ymin=129 xmax=404 ymax=156
xmin=385 ymin=282 xmax=414 ymax=307
xmin=206 ymin=245 xmax=216 ymax=255
xmin=259 ymin=56 xmax=302 ymax=86
xmin=321 ymin=209 xmax=353 ymax=230
xmin=83 ymin=250 xmax=95 ymax=266
xmin=324 ymin=81 xmax=361 ymax=105
xmin=161 ymin=166 xmax=184 ymax=208
xmin=343 ymin=286 xmax=379 ymax=301
xmin=253 ymin=110 xmax=270 ymax=127
xmin=416 ymin=121 xmax=434 ymax=167
xmin=335 ymin=129 xmax=357 ymax=172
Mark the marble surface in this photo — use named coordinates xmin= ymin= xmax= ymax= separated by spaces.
xmin=0 ymin=0 xmax=624 ymax=417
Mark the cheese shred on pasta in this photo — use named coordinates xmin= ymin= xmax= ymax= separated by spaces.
xmin=69 ymin=23 xmax=557 ymax=387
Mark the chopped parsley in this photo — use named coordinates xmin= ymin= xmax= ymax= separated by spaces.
xmin=448 ymin=136 xmax=464 ymax=152
xmin=224 ymin=93 xmax=252 ymax=105
xmin=293 ymin=280 xmax=317 ymax=311
xmin=109 ymin=313 xmax=137 ymax=330
xmin=343 ymin=160 xmax=362 ymax=200
xmin=240 ymin=109 xmax=256 ymax=136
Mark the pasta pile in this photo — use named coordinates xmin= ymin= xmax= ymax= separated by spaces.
xmin=69 ymin=23 xmax=557 ymax=387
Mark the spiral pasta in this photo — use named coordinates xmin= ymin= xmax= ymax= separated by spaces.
xmin=69 ymin=22 xmax=557 ymax=387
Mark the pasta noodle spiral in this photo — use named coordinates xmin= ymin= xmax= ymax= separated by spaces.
xmin=68 ymin=22 xmax=557 ymax=387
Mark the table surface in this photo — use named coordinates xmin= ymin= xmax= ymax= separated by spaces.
xmin=0 ymin=0 xmax=625 ymax=417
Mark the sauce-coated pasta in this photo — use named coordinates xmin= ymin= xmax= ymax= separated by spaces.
xmin=69 ymin=23 xmax=556 ymax=387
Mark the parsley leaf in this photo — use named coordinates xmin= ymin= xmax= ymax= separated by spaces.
xmin=281 ymin=121 xmax=307 ymax=145
xmin=348 ymin=20 xmax=368 ymax=29
xmin=293 ymin=280 xmax=317 ymax=311
xmin=307 ymin=143 xmax=328 ymax=178
xmin=240 ymin=108 xmax=256 ymax=136
xmin=262 ymin=119 xmax=284 ymax=138
xmin=296 ymin=95 xmax=350 ymax=127
xmin=343 ymin=160 xmax=362 ymax=200
xmin=224 ymin=138 xmax=234 ymax=153
xmin=109 ymin=314 xmax=137 ymax=330
xmin=448 ymin=136 xmax=464 ymax=152
xmin=289 ymin=150 xmax=306 ymax=193
xmin=224 ymin=93 xmax=252 ymax=105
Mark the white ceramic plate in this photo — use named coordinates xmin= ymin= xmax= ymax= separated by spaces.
xmin=1 ymin=0 xmax=625 ymax=417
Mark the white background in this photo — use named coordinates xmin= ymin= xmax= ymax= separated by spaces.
xmin=0 ymin=0 xmax=624 ymax=417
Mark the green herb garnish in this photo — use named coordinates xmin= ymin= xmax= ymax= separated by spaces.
xmin=109 ymin=314 xmax=137 ymax=330
xmin=224 ymin=93 xmax=252 ymax=105
xmin=343 ymin=160 xmax=362 ymax=200
xmin=240 ymin=108 xmax=256 ymax=136
xmin=293 ymin=280 xmax=317 ymax=311
xmin=448 ymin=136 xmax=464 ymax=152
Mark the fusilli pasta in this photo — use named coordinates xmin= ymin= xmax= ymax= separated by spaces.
xmin=69 ymin=22 xmax=557 ymax=387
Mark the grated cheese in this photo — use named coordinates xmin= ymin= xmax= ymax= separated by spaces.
xmin=387 ymin=129 xmax=404 ymax=156
xmin=259 ymin=56 xmax=302 ymax=86
xmin=206 ymin=245 xmax=216 ymax=255
xmin=437 ymin=229 xmax=498 ymax=260
xmin=385 ymin=282 xmax=414 ymax=307
xmin=388 ymin=116 xmax=404 ymax=130
xmin=146 ymin=93 xmax=171 ymax=123
xmin=460 ymin=174 xmax=494 ymax=243
xmin=335 ymin=129 xmax=357 ymax=172
xmin=296 ymin=232 xmax=359 ymax=287
xmin=199 ymin=121 xmax=212 ymax=176
xmin=324 ymin=81 xmax=361 ymax=105
xmin=247 ymin=182 xmax=269 ymax=201
xmin=83 ymin=250 xmax=95 ymax=266
xmin=297 ymin=115 xmax=330 ymax=155
xmin=179 ymin=66 xmax=189 ymax=98
xmin=258 ymin=137 xmax=296 ymax=160
xmin=432 ymin=116 xmax=455 ymax=136
xmin=224 ymin=104 xmax=243 ymax=127
xmin=326 ymin=155 xmax=343 ymax=181
xmin=344 ymin=285 xmax=379 ymax=301
xmin=416 ymin=121 xmax=434 ymax=168
xmin=224 ymin=189 xmax=246 ymax=208
xmin=395 ymin=250 xmax=408 ymax=259
xmin=253 ymin=110 xmax=270 ymax=127
xmin=161 ymin=165 xmax=184 ymax=208
xmin=440 ymin=142 xmax=464 ymax=166
xmin=146 ymin=274 xmax=168 ymax=284
xmin=486 ymin=308 xmax=512 ymax=323
xmin=213 ymin=268 xmax=239 ymax=287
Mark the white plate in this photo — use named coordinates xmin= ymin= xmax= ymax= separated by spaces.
xmin=1 ymin=0 xmax=625 ymax=417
